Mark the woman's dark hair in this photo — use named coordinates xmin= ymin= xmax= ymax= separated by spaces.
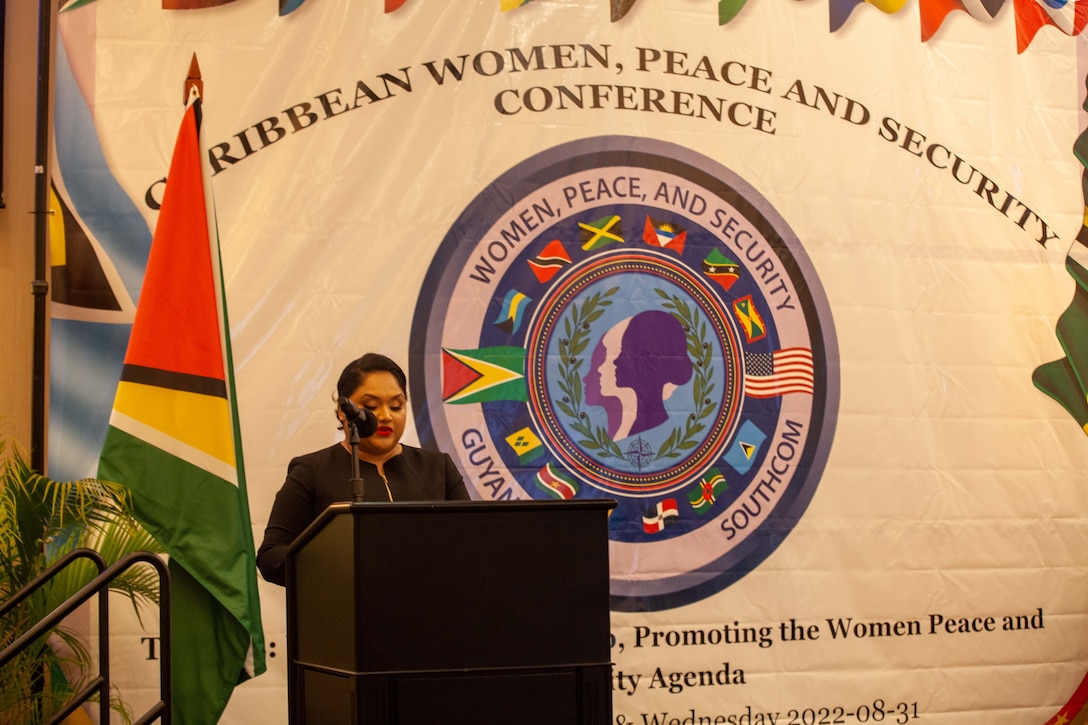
xmin=336 ymin=353 xmax=408 ymax=400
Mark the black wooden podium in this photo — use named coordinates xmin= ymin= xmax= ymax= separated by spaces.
xmin=285 ymin=499 xmax=614 ymax=724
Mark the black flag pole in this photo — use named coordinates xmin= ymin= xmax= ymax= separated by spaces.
xmin=30 ymin=0 xmax=54 ymax=473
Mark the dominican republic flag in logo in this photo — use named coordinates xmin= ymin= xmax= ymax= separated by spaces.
xmin=643 ymin=498 xmax=680 ymax=534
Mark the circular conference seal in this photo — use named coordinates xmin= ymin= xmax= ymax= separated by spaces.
xmin=410 ymin=136 xmax=839 ymax=611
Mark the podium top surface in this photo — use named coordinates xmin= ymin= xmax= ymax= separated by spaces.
xmin=288 ymin=498 xmax=616 ymax=555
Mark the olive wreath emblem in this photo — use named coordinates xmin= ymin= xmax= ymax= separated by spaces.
xmin=554 ymin=287 xmax=716 ymax=463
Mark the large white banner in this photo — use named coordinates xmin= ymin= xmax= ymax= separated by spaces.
xmin=49 ymin=0 xmax=1088 ymax=722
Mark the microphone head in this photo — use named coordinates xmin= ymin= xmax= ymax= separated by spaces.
xmin=338 ymin=397 xmax=379 ymax=438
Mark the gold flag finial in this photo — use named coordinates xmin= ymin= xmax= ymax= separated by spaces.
xmin=185 ymin=53 xmax=203 ymax=105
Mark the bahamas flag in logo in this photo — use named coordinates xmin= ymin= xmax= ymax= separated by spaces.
xmin=493 ymin=289 xmax=532 ymax=335
xmin=535 ymin=462 xmax=579 ymax=499
xmin=687 ymin=468 xmax=727 ymax=513
xmin=442 ymin=346 xmax=528 ymax=404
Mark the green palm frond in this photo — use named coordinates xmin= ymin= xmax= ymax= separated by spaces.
xmin=0 ymin=438 xmax=164 ymax=724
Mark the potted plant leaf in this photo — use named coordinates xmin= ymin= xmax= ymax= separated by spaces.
xmin=0 ymin=437 xmax=164 ymax=724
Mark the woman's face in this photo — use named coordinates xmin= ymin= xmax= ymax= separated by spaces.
xmin=343 ymin=370 xmax=407 ymax=459
xmin=605 ymin=320 xmax=632 ymax=392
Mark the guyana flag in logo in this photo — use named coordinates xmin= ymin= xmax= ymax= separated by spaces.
xmin=442 ymin=346 xmax=528 ymax=404
xmin=97 ymin=89 xmax=265 ymax=725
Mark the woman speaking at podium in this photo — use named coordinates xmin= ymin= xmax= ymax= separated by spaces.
xmin=256 ymin=353 xmax=471 ymax=585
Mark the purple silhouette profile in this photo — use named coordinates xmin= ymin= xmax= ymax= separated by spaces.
xmin=584 ymin=323 xmax=636 ymax=439
xmin=583 ymin=311 xmax=693 ymax=439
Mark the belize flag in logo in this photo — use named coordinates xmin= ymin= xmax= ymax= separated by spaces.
xmin=410 ymin=137 xmax=839 ymax=611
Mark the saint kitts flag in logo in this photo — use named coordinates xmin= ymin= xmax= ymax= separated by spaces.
xmin=97 ymin=85 xmax=265 ymax=725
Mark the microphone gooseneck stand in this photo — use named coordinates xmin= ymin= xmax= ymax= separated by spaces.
xmin=348 ymin=420 xmax=366 ymax=503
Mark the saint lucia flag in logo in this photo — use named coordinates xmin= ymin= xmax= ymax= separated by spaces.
xmin=724 ymin=420 xmax=767 ymax=474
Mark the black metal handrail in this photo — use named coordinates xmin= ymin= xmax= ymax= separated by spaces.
xmin=0 ymin=547 xmax=172 ymax=725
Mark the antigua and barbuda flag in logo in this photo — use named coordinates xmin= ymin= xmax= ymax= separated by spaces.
xmin=643 ymin=215 xmax=687 ymax=255
xmin=97 ymin=79 xmax=265 ymax=725
xmin=410 ymin=136 xmax=839 ymax=612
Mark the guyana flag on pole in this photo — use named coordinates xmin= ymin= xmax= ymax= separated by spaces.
xmin=97 ymin=77 xmax=266 ymax=724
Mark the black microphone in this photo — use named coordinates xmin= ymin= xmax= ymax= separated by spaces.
xmin=338 ymin=397 xmax=378 ymax=438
